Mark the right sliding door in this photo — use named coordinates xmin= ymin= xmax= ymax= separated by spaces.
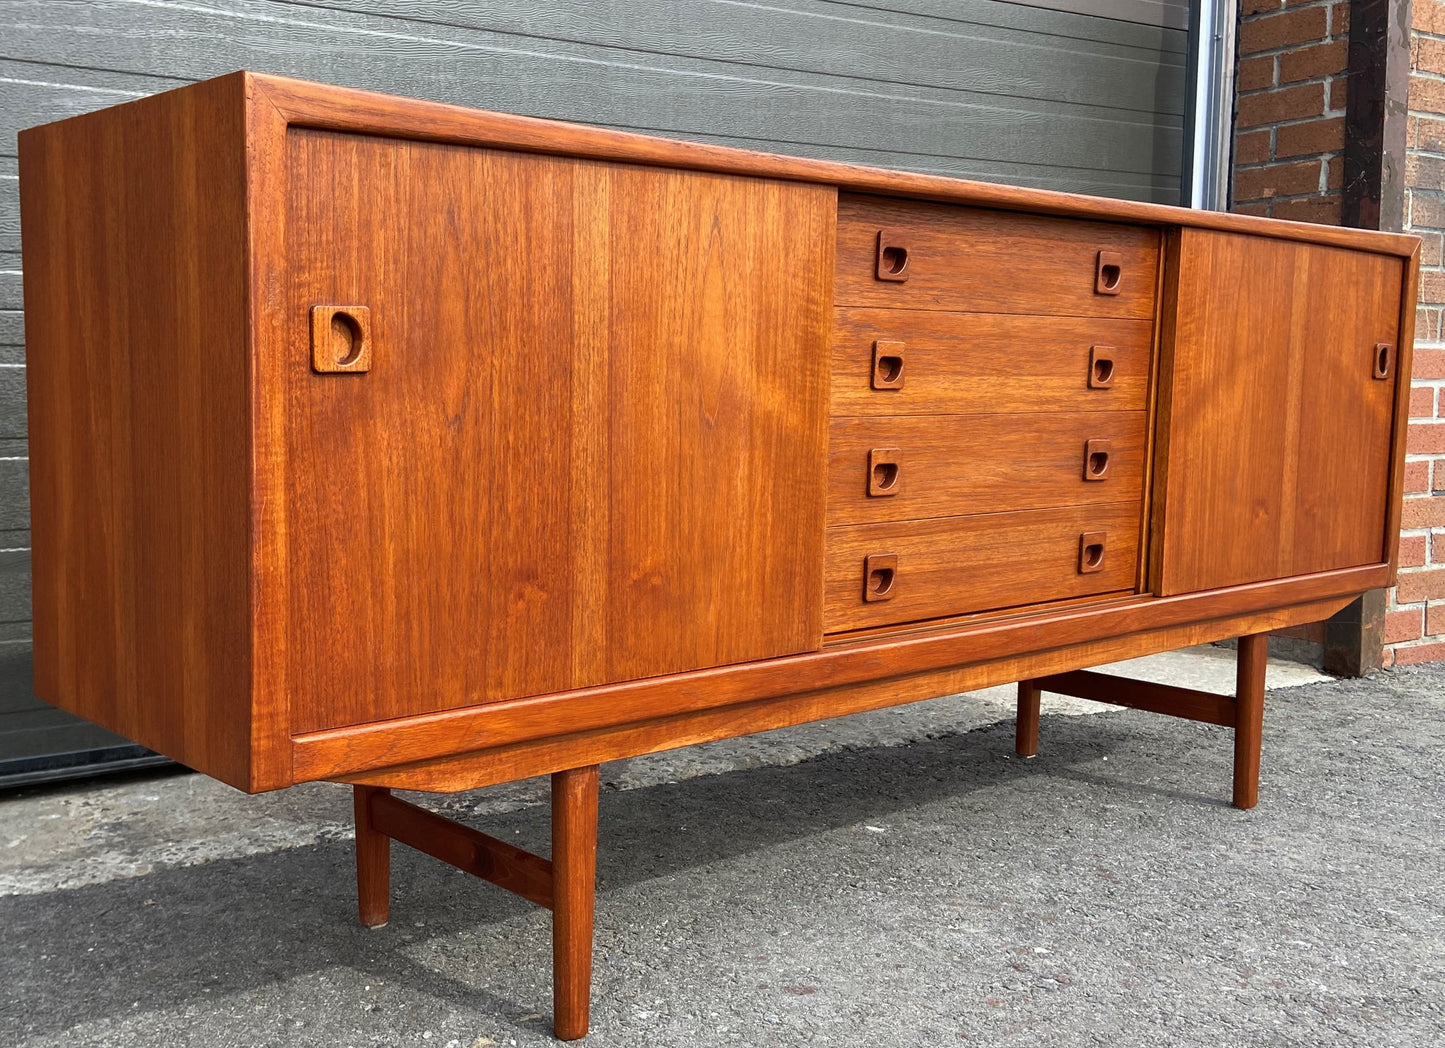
xmin=1151 ymin=229 xmax=1405 ymax=596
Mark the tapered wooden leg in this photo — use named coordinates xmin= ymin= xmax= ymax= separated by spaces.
xmin=1016 ymin=680 xmax=1041 ymax=757
xmin=1232 ymin=634 xmax=1268 ymax=810
xmin=551 ymin=765 xmax=600 ymax=1041
xmin=354 ymin=785 xmax=392 ymax=928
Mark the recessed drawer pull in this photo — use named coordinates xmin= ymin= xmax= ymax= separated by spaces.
xmin=867 ymin=447 xmax=902 ymax=497
xmin=1083 ymin=439 xmax=1112 ymax=481
xmin=1078 ymin=532 xmax=1106 ymax=574
xmin=1095 ymin=251 xmax=1122 ymax=296
xmin=1373 ymin=342 xmax=1394 ymax=380
xmin=875 ymin=229 xmax=910 ymax=282
xmin=863 ymin=552 xmax=898 ymax=601
xmin=1088 ymin=346 xmax=1115 ymax=389
xmin=871 ymin=340 xmax=906 ymax=389
xmin=311 ymin=305 xmax=373 ymax=373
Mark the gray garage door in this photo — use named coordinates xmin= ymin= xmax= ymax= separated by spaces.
xmin=0 ymin=0 xmax=1190 ymax=784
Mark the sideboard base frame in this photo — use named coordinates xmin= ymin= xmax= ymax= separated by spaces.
xmin=353 ymin=769 xmax=601 ymax=1040
xmin=1016 ymin=632 xmax=1268 ymax=808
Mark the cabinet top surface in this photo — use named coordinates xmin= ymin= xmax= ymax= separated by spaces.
xmin=20 ymin=70 xmax=1419 ymax=261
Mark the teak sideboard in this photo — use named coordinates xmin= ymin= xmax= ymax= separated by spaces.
xmin=19 ymin=73 xmax=1419 ymax=1039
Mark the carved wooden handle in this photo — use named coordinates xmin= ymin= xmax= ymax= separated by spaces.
xmin=1089 ymin=345 xmax=1115 ymax=389
xmin=1373 ymin=342 xmax=1394 ymax=380
xmin=868 ymin=447 xmax=902 ymax=497
xmin=1095 ymin=250 xmax=1122 ymax=296
xmin=1078 ymin=532 xmax=1106 ymax=574
xmin=872 ymin=340 xmax=906 ymax=389
xmin=875 ymin=229 xmax=910 ymax=282
xmin=1083 ymin=439 xmax=1112 ymax=481
xmin=311 ymin=305 xmax=372 ymax=374
xmin=863 ymin=553 xmax=898 ymax=601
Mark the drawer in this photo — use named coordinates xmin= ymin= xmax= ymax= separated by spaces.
xmin=835 ymin=194 xmax=1159 ymax=319
xmin=832 ymin=308 xmax=1152 ymax=416
xmin=824 ymin=503 xmax=1140 ymax=633
xmin=828 ymin=411 xmax=1147 ymax=527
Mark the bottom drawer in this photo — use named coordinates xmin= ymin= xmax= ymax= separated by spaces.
xmin=824 ymin=503 xmax=1141 ymax=632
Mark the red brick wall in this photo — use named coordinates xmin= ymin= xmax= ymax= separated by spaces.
xmin=1233 ymin=0 xmax=1350 ymax=221
xmin=1384 ymin=0 xmax=1445 ymax=664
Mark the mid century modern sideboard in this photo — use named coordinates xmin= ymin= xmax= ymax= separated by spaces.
xmin=19 ymin=72 xmax=1419 ymax=1039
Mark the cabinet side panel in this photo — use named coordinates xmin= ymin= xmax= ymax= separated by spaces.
xmin=19 ymin=78 xmax=253 ymax=787
xmin=284 ymin=134 xmax=832 ymax=731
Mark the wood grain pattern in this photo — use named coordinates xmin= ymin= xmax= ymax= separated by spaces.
xmin=552 ymin=765 xmax=599 ymax=1041
xmin=1152 ymin=230 xmax=1403 ymax=595
xmin=1016 ymin=680 xmax=1041 ymax=757
xmin=1232 ymin=633 xmax=1268 ymax=810
xmin=294 ymin=563 xmax=1386 ymax=783
xmin=830 ymin=309 xmax=1152 ymax=416
xmin=1031 ymin=669 xmax=1237 ymax=725
xmin=251 ymin=74 xmax=1417 ymax=257
xmin=17 ymin=73 xmax=1417 ymax=802
xmin=824 ymin=503 xmax=1141 ymax=632
xmin=827 ymin=412 xmax=1147 ymax=526
xmin=354 ymin=785 xmax=392 ymax=927
xmin=283 ymin=130 xmax=833 ymax=732
xmin=339 ymin=595 xmax=1354 ymax=793
xmin=835 ymin=195 xmax=1161 ymax=318
xmin=19 ymin=73 xmax=261 ymax=790
xmin=368 ymin=789 xmax=556 ymax=910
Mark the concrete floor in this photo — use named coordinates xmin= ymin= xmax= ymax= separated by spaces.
xmin=2 ymin=648 xmax=1442 ymax=1048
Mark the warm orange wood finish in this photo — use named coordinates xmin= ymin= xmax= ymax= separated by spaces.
xmin=830 ymin=310 xmax=1153 ymax=416
xmin=346 ymin=773 xmax=598 ymax=1040
xmin=20 ymin=72 xmax=1418 ymax=1041
xmin=836 ymin=195 xmax=1161 ymax=319
xmin=552 ymin=766 xmax=600 ymax=1040
xmin=369 ymin=790 xmax=556 ymax=909
xmin=1030 ymin=669 xmax=1237 ymax=726
xmin=20 ymin=73 xmax=1414 ymax=794
xmin=827 ymin=412 xmax=1147 ymax=525
xmin=354 ymin=785 xmax=391 ymax=928
xmin=1152 ymin=230 xmax=1405 ymax=595
xmin=284 ymin=130 xmax=833 ymax=732
xmin=1232 ymin=633 xmax=1269 ymax=810
xmin=1016 ymin=681 xmax=1042 ymax=758
xmin=825 ymin=503 xmax=1141 ymax=632
xmin=19 ymin=74 xmax=260 ymax=788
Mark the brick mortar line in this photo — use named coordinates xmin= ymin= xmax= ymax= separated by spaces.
xmin=1238 ymin=44 xmax=1341 ymax=62
xmin=1237 ymin=73 xmax=1341 ymax=93
xmin=1236 ymin=111 xmax=1347 ymax=132
xmin=1235 ymin=151 xmax=1341 ymax=165
xmin=1235 ymin=155 xmax=1337 ymax=167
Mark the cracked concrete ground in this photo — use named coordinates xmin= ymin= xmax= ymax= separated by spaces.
xmin=1 ymin=648 xmax=1442 ymax=1048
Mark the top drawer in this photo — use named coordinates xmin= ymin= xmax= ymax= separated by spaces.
xmin=836 ymin=194 xmax=1160 ymax=320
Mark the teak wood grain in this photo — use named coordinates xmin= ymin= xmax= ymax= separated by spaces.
xmin=18 ymin=75 xmax=1420 ymax=1042
xmin=291 ymin=564 xmax=1385 ymax=783
xmin=1152 ymin=230 xmax=1403 ymax=595
xmin=17 ymin=72 xmax=1416 ymax=807
xmin=284 ymin=130 xmax=834 ymax=732
xmin=830 ymin=309 xmax=1153 ymax=416
xmin=824 ymin=502 xmax=1141 ymax=632
xmin=19 ymin=74 xmax=260 ymax=787
xmin=337 ymin=595 xmax=1355 ymax=794
xmin=252 ymin=73 xmax=1416 ymax=256
xmin=827 ymin=411 xmax=1147 ymax=526
xmin=835 ymin=195 xmax=1161 ymax=319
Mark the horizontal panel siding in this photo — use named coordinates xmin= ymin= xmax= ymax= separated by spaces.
xmin=0 ymin=0 xmax=1187 ymax=768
